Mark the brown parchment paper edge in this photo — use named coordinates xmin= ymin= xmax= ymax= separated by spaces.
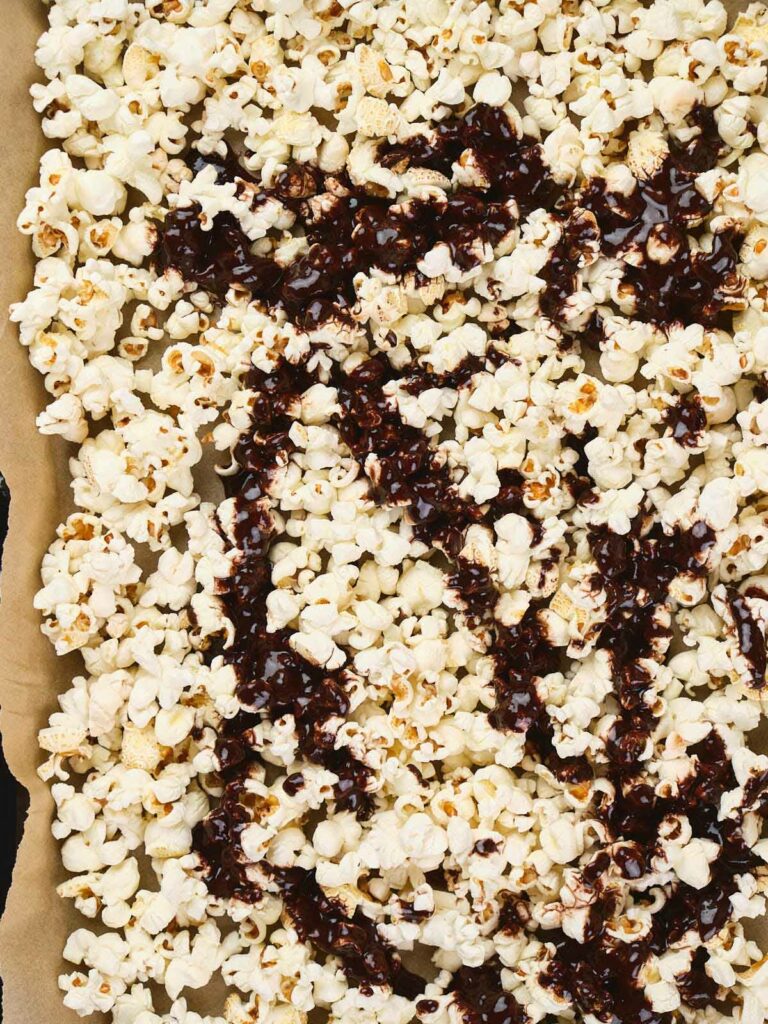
xmin=0 ymin=3 xmax=98 ymax=1022
xmin=0 ymin=0 xmax=766 ymax=1023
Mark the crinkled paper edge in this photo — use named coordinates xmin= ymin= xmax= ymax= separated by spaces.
xmin=0 ymin=1 xmax=766 ymax=1024
xmin=0 ymin=3 xmax=106 ymax=1021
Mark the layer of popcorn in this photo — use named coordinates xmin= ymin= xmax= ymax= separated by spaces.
xmin=13 ymin=0 xmax=768 ymax=1022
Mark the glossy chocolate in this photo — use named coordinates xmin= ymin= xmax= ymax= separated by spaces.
xmin=191 ymin=362 xmax=377 ymax=903
xmin=329 ymin=356 xmax=587 ymax=777
xmin=155 ymin=104 xmax=556 ymax=320
xmin=726 ymin=587 xmax=766 ymax=687
xmin=544 ymin=522 xmax=759 ymax=1024
xmin=381 ymin=103 xmax=561 ymax=214
xmin=579 ymin=158 xmax=742 ymax=325
xmin=543 ymin=928 xmax=666 ymax=1024
xmin=590 ymin=519 xmax=714 ymax=778
xmin=666 ymin=393 xmax=706 ymax=447
xmin=157 ymin=100 xmax=743 ymax=346
xmin=334 ymin=356 xmax=485 ymax=558
xmin=273 ymin=867 xmax=424 ymax=997
xmin=450 ymin=958 xmax=526 ymax=1024
xmin=490 ymin=606 xmax=592 ymax=782
xmin=175 ymin=101 xmax=763 ymax=1014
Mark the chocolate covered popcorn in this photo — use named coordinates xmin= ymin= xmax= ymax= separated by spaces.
xmin=13 ymin=1 xmax=768 ymax=1023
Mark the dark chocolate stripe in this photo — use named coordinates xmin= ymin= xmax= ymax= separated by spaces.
xmin=173 ymin=100 xmax=762 ymax=1015
xmin=726 ymin=587 xmax=767 ymax=687
xmin=154 ymin=104 xmax=544 ymax=326
xmin=192 ymin=361 xmax=376 ymax=907
xmin=155 ymin=102 xmax=744 ymax=340
xmin=271 ymin=867 xmax=423 ymax=998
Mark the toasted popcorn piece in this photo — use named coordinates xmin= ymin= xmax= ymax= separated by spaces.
xmin=120 ymin=724 xmax=163 ymax=773
xmin=355 ymin=97 xmax=402 ymax=138
xmin=39 ymin=723 xmax=89 ymax=757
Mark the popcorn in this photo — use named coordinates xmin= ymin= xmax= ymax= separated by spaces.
xmin=18 ymin=0 xmax=768 ymax=1021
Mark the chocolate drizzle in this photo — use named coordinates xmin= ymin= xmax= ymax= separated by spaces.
xmin=490 ymin=606 xmax=592 ymax=782
xmin=450 ymin=958 xmax=526 ymax=1024
xmin=273 ymin=867 xmax=424 ymax=998
xmin=191 ymin=796 xmax=257 ymax=903
xmin=541 ymin=141 xmax=744 ymax=326
xmin=379 ymin=103 xmax=561 ymax=217
xmin=156 ymin=206 xmax=285 ymax=303
xmin=543 ymin=811 xmax=758 ymax=1020
xmin=666 ymin=393 xmax=706 ymax=447
xmin=171 ymin=99 xmax=767 ymax=1016
xmin=155 ymin=100 xmax=744 ymax=344
xmin=541 ymin=511 xmax=760 ymax=1024
xmin=726 ymin=587 xmax=767 ymax=687
xmin=578 ymin=159 xmax=743 ymax=326
xmin=333 ymin=356 xmax=485 ymax=557
xmin=590 ymin=518 xmax=714 ymax=774
xmin=190 ymin=360 xmax=380 ymax=912
xmin=671 ymin=103 xmax=724 ymax=174
xmin=543 ymin=729 xmax=756 ymax=1022
xmin=155 ymin=104 xmax=559 ymax=322
xmin=329 ymin=356 xmax=588 ymax=777
xmin=224 ymin=365 xmax=374 ymax=812
xmin=544 ymin=930 xmax=665 ymax=1024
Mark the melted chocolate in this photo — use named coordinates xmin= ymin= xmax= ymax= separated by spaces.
xmin=563 ymin=426 xmax=599 ymax=504
xmin=626 ymin=226 xmax=743 ymax=326
xmin=497 ymin=892 xmax=531 ymax=933
xmin=192 ymin=363 xmax=376 ymax=899
xmin=379 ymin=104 xmax=560 ymax=217
xmin=544 ymin=153 xmax=744 ymax=327
xmin=726 ymin=587 xmax=766 ymax=687
xmin=282 ymin=772 xmax=305 ymax=796
xmin=159 ymin=101 xmax=741 ymax=347
xmin=666 ymin=393 xmax=706 ymax=447
xmin=650 ymin=823 xmax=759 ymax=948
xmin=333 ymin=356 xmax=486 ymax=557
xmin=677 ymin=949 xmax=718 ymax=1009
xmin=565 ymin=724 xmax=758 ymax=1017
xmin=592 ymin=519 xmax=714 ymax=672
xmin=539 ymin=209 xmax=600 ymax=321
xmin=402 ymin=355 xmax=485 ymax=397
xmin=614 ymin=844 xmax=648 ymax=880
xmin=490 ymin=607 xmax=592 ymax=783
xmin=544 ymin=770 xmax=757 ymax=1024
xmin=190 ymin=357 xmax=764 ymax=1016
xmin=450 ymin=958 xmax=526 ymax=1024
xmin=155 ymin=105 xmax=559 ymax=320
xmin=191 ymin=798 xmax=258 ymax=904
xmin=575 ymin=517 xmax=751 ymax=1011
xmin=604 ymin=729 xmax=736 ymax=846
xmin=397 ymin=900 xmax=432 ymax=923
xmin=156 ymin=206 xmax=285 ymax=302
xmin=589 ymin=519 xmax=715 ymax=823
xmin=222 ymin=365 xmax=375 ymax=816
xmin=274 ymin=867 xmax=424 ymax=997
xmin=543 ymin=929 xmax=665 ymax=1024
xmin=329 ymin=357 xmax=586 ymax=772
xmin=582 ymin=160 xmax=709 ymax=257
xmin=671 ymin=104 xmax=723 ymax=173
xmin=449 ymin=559 xmax=499 ymax=622
xmin=584 ymin=158 xmax=743 ymax=325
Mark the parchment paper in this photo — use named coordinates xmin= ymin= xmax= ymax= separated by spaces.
xmin=0 ymin=1 xmax=765 ymax=1023
xmin=0 ymin=3 xmax=82 ymax=1022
